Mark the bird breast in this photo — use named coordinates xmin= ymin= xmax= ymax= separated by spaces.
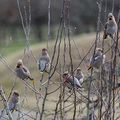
xmin=107 ymin=22 xmax=117 ymax=34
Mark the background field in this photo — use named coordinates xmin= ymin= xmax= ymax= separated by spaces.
xmin=0 ymin=32 xmax=98 ymax=118
xmin=1 ymin=31 xmax=119 ymax=119
xmin=0 ymin=32 xmax=96 ymax=107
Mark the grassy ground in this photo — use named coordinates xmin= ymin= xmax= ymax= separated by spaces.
xmin=0 ymin=32 xmax=114 ymax=119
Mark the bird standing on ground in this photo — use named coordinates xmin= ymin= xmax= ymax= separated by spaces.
xmin=62 ymin=71 xmax=82 ymax=92
xmin=74 ymin=68 xmax=84 ymax=84
xmin=103 ymin=13 xmax=117 ymax=40
xmin=88 ymin=48 xmax=106 ymax=71
xmin=6 ymin=91 xmax=20 ymax=117
xmin=15 ymin=59 xmax=33 ymax=81
xmin=38 ymin=48 xmax=51 ymax=74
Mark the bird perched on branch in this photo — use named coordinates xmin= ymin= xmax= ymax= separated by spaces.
xmin=74 ymin=68 xmax=84 ymax=84
xmin=38 ymin=48 xmax=51 ymax=74
xmin=62 ymin=71 xmax=82 ymax=92
xmin=103 ymin=13 xmax=117 ymax=40
xmin=15 ymin=59 xmax=33 ymax=81
xmin=88 ymin=48 xmax=106 ymax=71
xmin=6 ymin=90 xmax=20 ymax=117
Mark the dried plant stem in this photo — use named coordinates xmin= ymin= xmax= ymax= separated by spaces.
xmin=16 ymin=108 xmax=36 ymax=120
xmin=47 ymin=0 xmax=51 ymax=50
xmin=87 ymin=0 xmax=102 ymax=119
xmin=0 ymin=57 xmax=15 ymax=73
xmin=0 ymin=84 xmax=14 ymax=120
xmin=7 ymin=77 xmax=17 ymax=102
xmin=39 ymin=1 xmax=65 ymax=119
xmin=59 ymin=70 xmax=63 ymax=120
xmin=112 ymin=11 xmax=120 ymax=120
xmin=35 ymin=73 xmax=45 ymax=120
xmin=53 ymin=98 xmax=60 ymax=120
xmin=66 ymin=0 xmax=76 ymax=119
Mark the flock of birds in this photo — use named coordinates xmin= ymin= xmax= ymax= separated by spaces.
xmin=6 ymin=12 xmax=118 ymax=117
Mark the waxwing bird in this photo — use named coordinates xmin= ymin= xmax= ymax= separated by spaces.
xmin=88 ymin=48 xmax=106 ymax=71
xmin=74 ymin=68 xmax=84 ymax=84
xmin=103 ymin=13 xmax=117 ymax=40
xmin=15 ymin=59 xmax=33 ymax=81
xmin=6 ymin=91 xmax=19 ymax=117
xmin=62 ymin=72 xmax=82 ymax=92
xmin=38 ymin=48 xmax=51 ymax=74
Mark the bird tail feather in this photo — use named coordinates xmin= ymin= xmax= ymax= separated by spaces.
xmin=103 ymin=33 xmax=107 ymax=40
xmin=28 ymin=76 xmax=34 ymax=81
xmin=88 ymin=65 xmax=92 ymax=72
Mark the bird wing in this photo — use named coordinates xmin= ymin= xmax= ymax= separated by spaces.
xmin=39 ymin=60 xmax=46 ymax=72
xmin=89 ymin=52 xmax=101 ymax=64
xmin=94 ymin=52 xmax=102 ymax=61
xmin=74 ymin=77 xmax=82 ymax=88
xmin=88 ymin=54 xmax=101 ymax=71
xmin=88 ymin=57 xmax=93 ymax=71
xmin=22 ymin=66 xmax=30 ymax=75
xmin=94 ymin=55 xmax=101 ymax=61
xmin=45 ymin=60 xmax=50 ymax=69
xmin=79 ymin=73 xmax=84 ymax=84
xmin=89 ymin=56 xmax=93 ymax=64
xmin=102 ymin=55 xmax=106 ymax=64
xmin=14 ymin=102 xmax=19 ymax=110
xmin=104 ymin=22 xmax=108 ymax=30
xmin=8 ymin=101 xmax=15 ymax=112
xmin=79 ymin=78 xmax=84 ymax=84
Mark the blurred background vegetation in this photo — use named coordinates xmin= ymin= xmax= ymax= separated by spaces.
xmin=0 ymin=0 xmax=119 ymax=45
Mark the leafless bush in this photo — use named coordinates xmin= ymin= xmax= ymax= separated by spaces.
xmin=0 ymin=0 xmax=120 ymax=120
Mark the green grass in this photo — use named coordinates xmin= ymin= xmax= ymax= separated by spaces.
xmin=0 ymin=42 xmax=25 ymax=57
